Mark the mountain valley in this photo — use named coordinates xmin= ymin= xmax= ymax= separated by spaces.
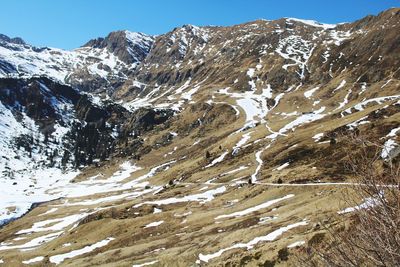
xmin=0 ymin=7 xmax=399 ymax=266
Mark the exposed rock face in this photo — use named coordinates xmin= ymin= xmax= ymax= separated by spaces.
xmin=121 ymin=108 xmax=174 ymax=136
xmin=83 ymin=31 xmax=154 ymax=65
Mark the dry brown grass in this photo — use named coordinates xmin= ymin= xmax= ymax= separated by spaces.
xmin=295 ymin=134 xmax=400 ymax=267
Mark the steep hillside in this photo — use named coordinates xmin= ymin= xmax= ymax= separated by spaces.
xmin=0 ymin=7 xmax=399 ymax=267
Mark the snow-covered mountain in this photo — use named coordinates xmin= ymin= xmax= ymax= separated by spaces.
xmin=0 ymin=7 xmax=399 ymax=266
xmin=0 ymin=30 xmax=154 ymax=93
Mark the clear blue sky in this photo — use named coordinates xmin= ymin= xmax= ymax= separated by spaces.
xmin=0 ymin=0 xmax=398 ymax=50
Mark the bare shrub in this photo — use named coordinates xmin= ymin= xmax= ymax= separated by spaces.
xmin=297 ymin=134 xmax=400 ymax=266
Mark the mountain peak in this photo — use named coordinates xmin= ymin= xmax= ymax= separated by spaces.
xmin=81 ymin=30 xmax=154 ymax=64
xmin=284 ymin=17 xmax=337 ymax=29
xmin=0 ymin=33 xmax=26 ymax=45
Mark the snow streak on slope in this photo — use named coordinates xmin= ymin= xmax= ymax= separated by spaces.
xmin=275 ymin=35 xmax=315 ymax=79
xmin=22 ymin=256 xmax=44 ymax=264
xmin=232 ymin=132 xmax=253 ymax=155
xmin=304 ymin=86 xmax=320 ymax=98
xmin=49 ymin=237 xmax=115 ymax=264
xmin=198 ymin=221 xmax=308 ymax=263
xmin=134 ymin=186 xmax=226 ymax=207
xmin=215 ymin=194 xmax=294 ymax=220
xmin=268 ymin=107 xmax=326 ymax=139
xmin=132 ymin=260 xmax=159 ymax=267
xmin=0 ymin=231 xmax=64 ymax=251
xmin=205 ymin=151 xmax=229 ymax=168
xmin=251 ymin=150 xmax=265 ymax=183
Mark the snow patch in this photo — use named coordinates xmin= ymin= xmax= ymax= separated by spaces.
xmin=304 ymin=87 xmax=320 ymax=98
xmin=144 ymin=221 xmax=164 ymax=228
xmin=215 ymin=194 xmax=294 ymax=220
xmin=132 ymin=260 xmax=159 ymax=267
xmin=198 ymin=221 xmax=308 ymax=262
xmin=287 ymin=240 xmax=305 ymax=248
xmin=49 ymin=237 xmax=115 ymax=264
xmin=22 ymin=256 xmax=44 ymax=264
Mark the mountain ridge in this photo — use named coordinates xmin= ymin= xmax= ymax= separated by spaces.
xmin=2 ymin=6 xmax=399 ymax=51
